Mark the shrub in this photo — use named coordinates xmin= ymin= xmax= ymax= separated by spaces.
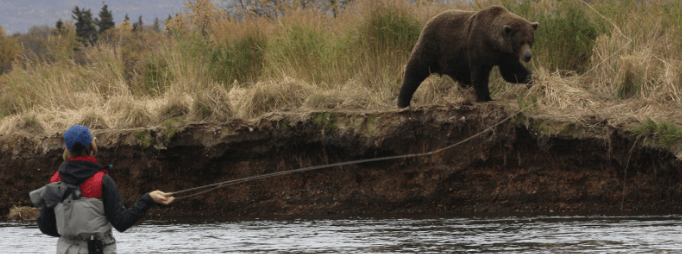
xmin=357 ymin=6 xmax=421 ymax=54
xmin=141 ymin=55 xmax=173 ymax=96
xmin=344 ymin=4 xmax=422 ymax=91
xmin=266 ymin=24 xmax=333 ymax=83
xmin=0 ymin=37 xmax=21 ymax=74
xmin=505 ymin=0 xmax=607 ymax=74
xmin=209 ymin=32 xmax=266 ymax=85
xmin=100 ymin=28 xmax=168 ymax=91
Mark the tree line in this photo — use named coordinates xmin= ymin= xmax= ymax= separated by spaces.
xmin=0 ymin=0 xmax=398 ymax=75
xmin=68 ymin=3 xmax=164 ymax=45
xmin=0 ymin=2 xmax=168 ymax=75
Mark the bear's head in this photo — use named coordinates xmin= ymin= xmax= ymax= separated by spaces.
xmin=502 ymin=19 xmax=539 ymax=63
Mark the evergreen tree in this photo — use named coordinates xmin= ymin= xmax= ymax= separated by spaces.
xmin=165 ymin=14 xmax=173 ymax=35
xmin=55 ymin=19 xmax=64 ymax=35
xmin=153 ymin=17 xmax=161 ymax=33
xmin=133 ymin=15 xmax=144 ymax=32
xmin=72 ymin=6 xmax=98 ymax=45
xmin=97 ymin=2 xmax=115 ymax=34
xmin=118 ymin=14 xmax=132 ymax=31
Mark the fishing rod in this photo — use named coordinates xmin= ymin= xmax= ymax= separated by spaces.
xmin=171 ymin=105 xmax=532 ymax=200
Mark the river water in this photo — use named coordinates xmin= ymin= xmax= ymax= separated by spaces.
xmin=2 ymin=214 xmax=682 ymax=253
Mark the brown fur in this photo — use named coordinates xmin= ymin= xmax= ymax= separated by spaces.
xmin=397 ymin=5 xmax=539 ymax=108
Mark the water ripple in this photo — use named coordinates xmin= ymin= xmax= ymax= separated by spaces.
xmin=2 ymin=214 xmax=682 ymax=253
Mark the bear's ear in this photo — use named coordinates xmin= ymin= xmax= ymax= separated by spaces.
xmin=531 ymin=22 xmax=539 ymax=30
xmin=504 ymin=25 xmax=512 ymax=35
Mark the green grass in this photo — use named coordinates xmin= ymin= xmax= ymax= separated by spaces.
xmin=505 ymin=0 xmax=608 ymax=74
xmin=516 ymin=93 xmax=538 ymax=111
xmin=141 ymin=55 xmax=172 ymax=96
xmin=162 ymin=117 xmax=185 ymax=142
xmin=210 ymin=32 xmax=266 ymax=85
xmin=358 ymin=6 xmax=421 ymax=54
xmin=634 ymin=118 xmax=682 ymax=146
xmin=616 ymin=72 xmax=642 ymax=99
xmin=266 ymin=24 xmax=333 ymax=83
xmin=136 ymin=130 xmax=154 ymax=148
xmin=20 ymin=114 xmax=44 ymax=134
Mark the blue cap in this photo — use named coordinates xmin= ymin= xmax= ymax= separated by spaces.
xmin=64 ymin=125 xmax=92 ymax=151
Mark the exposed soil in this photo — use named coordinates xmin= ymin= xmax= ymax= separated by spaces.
xmin=2 ymin=102 xmax=682 ymax=219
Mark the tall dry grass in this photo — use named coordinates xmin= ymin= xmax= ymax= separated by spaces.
xmin=522 ymin=0 xmax=682 ymax=127
xmin=1 ymin=0 xmax=682 ymax=137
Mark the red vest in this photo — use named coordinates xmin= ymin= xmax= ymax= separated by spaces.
xmin=50 ymin=156 xmax=108 ymax=199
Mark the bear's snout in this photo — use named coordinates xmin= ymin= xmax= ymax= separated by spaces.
xmin=523 ymin=52 xmax=532 ymax=62
xmin=519 ymin=44 xmax=533 ymax=63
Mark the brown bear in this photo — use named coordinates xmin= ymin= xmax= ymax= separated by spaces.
xmin=397 ymin=5 xmax=539 ymax=108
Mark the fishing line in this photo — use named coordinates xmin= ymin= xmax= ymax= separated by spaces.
xmin=172 ymin=105 xmax=532 ymax=200
xmin=170 ymin=3 xmax=626 ymax=201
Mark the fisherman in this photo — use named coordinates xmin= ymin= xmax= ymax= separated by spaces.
xmin=32 ymin=124 xmax=175 ymax=254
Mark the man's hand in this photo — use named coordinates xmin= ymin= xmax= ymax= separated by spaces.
xmin=150 ymin=190 xmax=175 ymax=205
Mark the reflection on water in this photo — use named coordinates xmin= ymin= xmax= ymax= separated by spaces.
xmin=2 ymin=214 xmax=682 ymax=253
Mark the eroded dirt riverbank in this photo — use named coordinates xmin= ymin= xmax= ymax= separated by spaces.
xmin=2 ymin=102 xmax=682 ymax=218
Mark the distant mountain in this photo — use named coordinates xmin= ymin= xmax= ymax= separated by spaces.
xmin=0 ymin=0 xmax=187 ymax=34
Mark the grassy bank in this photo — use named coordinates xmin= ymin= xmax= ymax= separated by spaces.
xmin=1 ymin=0 xmax=681 ymax=143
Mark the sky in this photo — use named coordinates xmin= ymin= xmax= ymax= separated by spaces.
xmin=0 ymin=0 xmax=190 ymax=34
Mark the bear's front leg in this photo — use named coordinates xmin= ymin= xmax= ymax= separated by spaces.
xmin=471 ymin=64 xmax=494 ymax=102
xmin=499 ymin=57 xmax=533 ymax=88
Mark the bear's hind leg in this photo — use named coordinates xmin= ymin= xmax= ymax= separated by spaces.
xmin=397 ymin=58 xmax=432 ymax=108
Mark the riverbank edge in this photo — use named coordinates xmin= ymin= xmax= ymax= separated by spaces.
xmin=3 ymin=102 xmax=682 ymax=219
